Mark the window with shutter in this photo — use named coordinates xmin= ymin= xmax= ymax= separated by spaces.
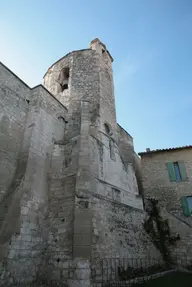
xmin=187 ymin=197 xmax=192 ymax=213
xmin=167 ymin=161 xmax=187 ymax=182
xmin=178 ymin=162 xmax=187 ymax=181
xmin=181 ymin=196 xmax=192 ymax=217
xmin=167 ymin=162 xmax=176 ymax=182
xmin=174 ymin=162 xmax=182 ymax=181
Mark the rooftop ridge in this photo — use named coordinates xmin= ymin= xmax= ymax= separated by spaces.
xmin=139 ymin=145 xmax=192 ymax=156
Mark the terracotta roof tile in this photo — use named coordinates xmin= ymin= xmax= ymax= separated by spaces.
xmin=138 ymin=145 xmax=192 ymax=156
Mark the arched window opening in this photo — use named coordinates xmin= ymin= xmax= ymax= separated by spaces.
xmin=104 ymin=123 xmax=110 ymax=134
xmin=62 ymin=84 xmax=68 ymax=91
xmin=57 ymin=67 xmax=70 ymax=92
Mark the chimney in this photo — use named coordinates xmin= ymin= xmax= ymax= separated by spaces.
xmin=146 ymin=148 xmax=150 ymax=152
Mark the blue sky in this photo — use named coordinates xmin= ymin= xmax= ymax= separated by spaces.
xmin=1 ymin=0 xmax=192 ymax=153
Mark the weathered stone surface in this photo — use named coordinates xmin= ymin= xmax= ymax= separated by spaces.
xmin=140 ymin=148 xmax=192 ymax=259
xmin=0 ymin=39 xmax=160 ymax=286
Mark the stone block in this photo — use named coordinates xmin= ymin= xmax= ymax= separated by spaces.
xmin=73 ymin=233 xmax=92 ymax=246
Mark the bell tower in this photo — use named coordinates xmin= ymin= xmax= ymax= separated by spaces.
xmin=43 ymin=39 xmax=143 ymax=286
xmin=44 ymin=38 xmax=117 ymax=141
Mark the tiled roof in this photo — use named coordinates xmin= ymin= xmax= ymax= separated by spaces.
xmin=138 ymin=145 xmax=192 ymax=156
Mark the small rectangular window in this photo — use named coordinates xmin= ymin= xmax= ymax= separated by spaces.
xmin=173 ymin=162 xmax=182 ymax=181
xmin=112 ymin=188 xmax=121 ymax=202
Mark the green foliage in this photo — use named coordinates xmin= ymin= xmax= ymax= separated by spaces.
xmin=144 ymin=198 xmax=180 ymax=262
xmin=118 ymin=264 xmax=168 ymax=281
xmin=132 ymin=271 xmax=192 ymax=287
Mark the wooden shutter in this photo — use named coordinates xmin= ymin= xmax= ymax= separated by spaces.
xmin=178 ymin=162 xmax=187 ymax=181
xmin=181 ymin=197 xmax=190 ymax=217
xmin=167 ymin=162 xmax=176 ymax=182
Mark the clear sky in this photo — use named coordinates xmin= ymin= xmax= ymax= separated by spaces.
xmin=1 ymin=0 xmax=192 ymax=153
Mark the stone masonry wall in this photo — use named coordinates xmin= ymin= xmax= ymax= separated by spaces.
xmin=141 ymin=149 xmax=192 ymax=224
xmin=0 ymin=62 xmax=31 ymax=203
xmin=0 ymin=38 xmax=164 ymax=286
xmin=89 ymin=132 xmax=162 ymax=261
xmin=140 ymin=149 xmax=192 ymax=259
xmin=45 ymin=40 xmax=161 ymax=281
xmin=44 ymin=50 xmax=100 ymax=141
xmin=92 ymin=197 xmax=161 ymax=259
xmin=99 ymin=53 xmax=117 ymax=140
xmin=134 ymin=152 xmax=143 ymax=195
xmin=0 ymin=78 xmax=68 ymax=283
xmin=117 ymin=124 xmax=134 ymax=170
xmin=90 ymin=134 xmax=141 ymax=205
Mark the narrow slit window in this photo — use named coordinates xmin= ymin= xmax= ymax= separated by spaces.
xmin=104 ymin=123 xmax=110 ymax=134
xmin=109 ymin=139 xmax=115 ymax=161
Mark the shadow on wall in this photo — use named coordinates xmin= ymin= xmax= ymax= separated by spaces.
xmin=0 ymin=115 xmax=29 ymax=252
xmin=0 ymin=115 xmax=10 ymax=134
xmin=0 ymin=155 xmax=28 ymax=248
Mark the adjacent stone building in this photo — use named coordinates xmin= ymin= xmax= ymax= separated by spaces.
xmin=139 ymin=146 xmax=192 ymax=260
xmin=0 ymin=39 xmax=161 ymax=286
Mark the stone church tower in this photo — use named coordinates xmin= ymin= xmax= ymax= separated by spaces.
xmin=0 ymin=39 xmax=160 ymax=286
xmin=43 ymin=36 xmax=143 ymax=257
